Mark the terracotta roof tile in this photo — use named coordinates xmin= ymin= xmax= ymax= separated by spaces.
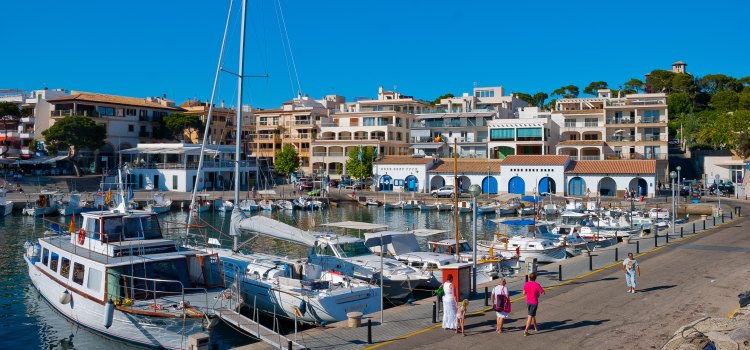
xmin=47 ymin=91 xmax=180 ymax=110
xmin=374 ymin=156 xmax=437 ymax=165
xmin=500 ymin=155 xmax=570 ymax=166
xmin=428 ymin=158 xmax=502 ymax=173
xmin=565 ymin=160 xmax=656 ymax=174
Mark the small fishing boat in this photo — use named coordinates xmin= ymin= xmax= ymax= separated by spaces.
xmin=418 ymin=201 xmax=438 ymax=211
xmin=476 ymin=203 xmax=498 ymax=214
xmin=648 ymin=208 xmax=670 ymax=220
xmin=57 ymin=192 xmax=83 ymax=216
xmin=292 ymin=197 xmax=310 ymax=210
xmin=143 ymin=193 xmax=172 ymax=214
xmin=239 ymin=199 xmax=259 ymax=211
xmin=496 ymin=200 xmax=519 ymax=215
xmin=401 ymin=199 xmax=419 ymax=211
xmin=259 ymin=199 xmax=275 ymax=211
xmin=0 ymin=188 xmax=13 ymax=216
xmin=384 ymin=201 xmax=403 ymax=210
xmin=478 ymin=219 xmax=567 ymax=263
xmin=436 ymin=202 xmax=453 ymax=211
xmin=192 ymin=193 xmax=212 ymax=213
xmin=23 ymin=190 xmax=60 ymax=216
xmin=214 ymin=197 xmax=234 ymax=212
xmin=275 ymin=199 xmax=294 ymax=210
xmin=364 ymin=198 xmax=382 ymax=207
xmin=517 ymin=206 xmax=535 ymax=216
xmin=541 ymin=203 xmax=560 ymax=216
xmin=456 ymin=200 xmax=472 ymax=213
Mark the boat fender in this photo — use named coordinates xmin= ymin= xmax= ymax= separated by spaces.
xmin=103 ymin=299 xmax=115 ymax=329
xmin=298 ymin=299 xmax=307 ymax=315
xmin=77 ymin=229 xmax=86 ymax=245
xmin=59 ymin=290 xmax=72 ymax=305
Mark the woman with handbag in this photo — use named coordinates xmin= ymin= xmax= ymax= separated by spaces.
xmin=440 ymin=275 xmax=457 ymax=330
xmin=491 ymin=277 xmax=510 ymax=333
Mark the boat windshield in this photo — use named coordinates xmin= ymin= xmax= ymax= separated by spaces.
xmin=106 ymin=258 xmax=190 ymax=300
xmin=458 ymin=242 xmax=472 ymax=252
xmin=100 ymin=215 xmax=163 ymax=242
xmin=337 ymin=241 xmax=372 ymax=258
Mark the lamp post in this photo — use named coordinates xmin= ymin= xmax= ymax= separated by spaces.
xmin=676 ymin=166 xmax=682 ymax=204
xmin=669 ymin=171 xmax=677 ymax=234
xmin=468 ymin=184 xmax=482 ymax=295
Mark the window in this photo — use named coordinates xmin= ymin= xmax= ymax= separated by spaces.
xmin=490 ymin=128 xmax=514 ymax=141
xmin=49 ymin=252 xmax=60 ymax=273
xmin=172 ymin=175 xmax=178 ymax=190
xmin=517 ymin=128 xmax=543 ymax=141
xmin=42 ymin=248 xmax=49 ymax=266
xmin=731 ymin=165 xmax=743 ymax=183
xmin=72 ymin=263 xmax=85 ymax=285
xmin=60 ymin=257 xmax=71 ymax=278
xmin=128 ymin=125 xmax=134 ymax=132
xmin=87 ymin=268 xmax=103 ymax=292
xmin=126 ymin=108 xmax=137 ymax=116
xmin=363 ymin=117 xmax=375 ymax=126
xmin=97 ymin=107 xmax=115 ymax=116
xmin=564 ymin=119 xmax=576 ymax=128
xmin=584 ymin=118 xmax=598 ymax=127
xmin=643 ymin=110 xmax=660 ymax=123
xmin=475 ymin=90 xmax=495 ymax=98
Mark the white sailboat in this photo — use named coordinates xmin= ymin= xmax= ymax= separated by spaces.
xmin=238 ymin=199 xmax=259 ymax=212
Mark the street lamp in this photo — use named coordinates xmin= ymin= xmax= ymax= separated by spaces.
xmin=468 ymin=183 xmax=482 ymax=295
xmin=676 ymin=166 xmax=682 ymax=203
xmin=669 ymin=171 xmax=677 ymax=234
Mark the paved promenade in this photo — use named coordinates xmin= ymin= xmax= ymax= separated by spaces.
xmin=242 ymin=199 xmax=746 ymax=350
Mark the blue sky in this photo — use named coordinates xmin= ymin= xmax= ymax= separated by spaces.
xmin=2 ymin=0 xmax=748 ymax=108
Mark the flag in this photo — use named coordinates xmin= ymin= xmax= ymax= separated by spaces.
xmin=105 ymin=189 xmax=112 ymax=203
xmin=358 ymin=145 xmax=363 ymax=162
xmin=68 ymin=215 xmax=76 ymax=234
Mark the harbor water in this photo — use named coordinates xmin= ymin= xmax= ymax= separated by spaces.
xmin=0 ymin=204 xmax=489 ymax=349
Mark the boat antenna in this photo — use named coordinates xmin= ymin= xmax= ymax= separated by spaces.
xmin=186 ymin=0 xmax=234 ymax=240
xmin=232 ymin=0 xmax=249 ymax=253
xmin=453 ymin=138 xmax=459 ymax=261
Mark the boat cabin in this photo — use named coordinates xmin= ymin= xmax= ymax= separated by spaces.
xmin=429 ymin=239 xmax=473 ymax=255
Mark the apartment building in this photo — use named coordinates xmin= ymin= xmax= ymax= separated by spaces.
xmin=311 ymin=87 xmax=427 ymax=178
xmin=0 ymin=88 xmax=68 ymax=159
xmin=180 ymin=99 xmax=252 ymax=145
xmin=487 ymin=107 xmax=557 ymax=159
xmin=250 ymin=95 xmax=336 ymax=174
xmin=411 ymin=86 xmax=528 ymax=158
xmin=46 ymin=91 xmax=180 ymax=173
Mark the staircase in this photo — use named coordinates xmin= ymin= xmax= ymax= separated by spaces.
xmin=668 ymin=144 xmax=698 ymax=181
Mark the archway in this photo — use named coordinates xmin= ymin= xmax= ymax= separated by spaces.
xmin=568 ymin=177 xmax=586 ymax=196
xmin=508 ymin=176 xmax=525 ymax=195
xmin=458 ymin=176 xmax=471 ymax=193
xmin=628 ymin=178 xmax=648 ymax=197
xmin=598 ymin=177 xmax=617 ymax=196
xmin=379 ymin=175 xmax=393 ymax=191
xmin=430 ymin=176 xmax=445 ymax=190
xmin=404 ymin=175 xmax=419 ymax=192
xmin=482 ymin=176 xmax=498 ymax=194
xmin=539 ymin=177 xmax=557 ymax=195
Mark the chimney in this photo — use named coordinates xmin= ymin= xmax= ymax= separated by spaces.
xmin=221 ymin=100 xmax=225 ymax=108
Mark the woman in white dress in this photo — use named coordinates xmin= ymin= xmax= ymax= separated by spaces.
xmin=442 ymin=275 xmax=457 ymax=330
xmin=491 ymin=277 xmax=510 ymax=333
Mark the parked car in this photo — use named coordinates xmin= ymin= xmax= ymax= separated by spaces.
xmin=297 ymin=178 xmax=313 ymax=190
xmin=431 ymin=186 xmax=455 ymax=198
xmin=709 ymin=183 xmax=734 ymax=196
xmin=329 ymin=179 xmax=339 ymax=187
xmin=669 ymin=138 xmax=680 ymax=145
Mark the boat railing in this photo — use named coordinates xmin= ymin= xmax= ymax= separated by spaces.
xmin=109 ymin=273 xmax=211 ymax=318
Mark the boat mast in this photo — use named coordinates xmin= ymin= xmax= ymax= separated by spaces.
xmin=233 ymin=0 xmax=248 ymax=253
xmin=453 ymin=139 xmax=459 ymax=261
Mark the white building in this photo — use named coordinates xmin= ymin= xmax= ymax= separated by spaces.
xmin=426 ymin=158 xmax=502 ymax=194
xmin=120 ymin=143 xmax=256 ymax=192
xmin=487 ymin=107 xmax=557 ymax=159
xmin=499 ymin=155 xmax=569 ymax=195
xmin=372 ymin=156 xmax=439 ymax=193
xmin=0 ymin=88 xmax=68 ymax=159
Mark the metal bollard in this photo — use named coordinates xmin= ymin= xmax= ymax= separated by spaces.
xmin=654 ymin=232 xmax=658 ymax=247
xmin=558 ymin=265 xmax=562 ymax=281
xmin=703 ymin=220 xmax=706 ymax=230
xmin=432 ymin=302 xmax=437 ymax=323
xmin=289 ymin=340 xmax=293 ymax=350
xmin=666 ymin=230 xmax=669 ymax=243
xmin=615 ymin=247 xmax=618 ymax=262
xmin=636 ymin=240 xmax=640 ymax=254
xmin=722 ymin=214 xmax=725 ymax=223
xmin=367 ymin=319 xmax=372 ymax=344
xmin=589 ymin=254 xmax=593 ymax=271
xmin=680 ymin=227 xmax=683 ymax=238
xmin=713 ymin=216 xmax=716 ymax=226
xmin=525 ymin=275 xmax=529 ymax=282
xmin=693 ymin=222 xmax=696 ymax=234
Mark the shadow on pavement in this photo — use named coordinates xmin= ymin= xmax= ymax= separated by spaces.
xmin=535 ymin=318 xmax=610 ymax=332
xmin=638 ymin=284 xmax=677 ymax=293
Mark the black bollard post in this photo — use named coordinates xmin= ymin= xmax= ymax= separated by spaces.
xmin=367 ymin=319 xmax=372 ymax=344
xmin=484 ymin=287 xmax=489 ymax=306
xmin=713 ymin=216 xmax=716 ymax=226
xmin=703 ymin=220 xmax=706 ymax=230
xmin=288 ymin=340 xmax=293 ymax=350
xmin=722 ymin=213 xmax=725 ymax=223
xmin=432 ymin=302 xmax=437 ymax=323
xmin=525 ymin=275 xmax=529 ymax=282
xmin=558 ymin=265 xmax=562 ymax=281
xmin=615 ymin=247 xmax=618 ymax=262
xmin=654 ymin=232 xmax=658 ymax=247
xmin=666 ymin=230 xmax=669 ymax=243
xmin=693 ymin=222 xmax=696 ymax=234
xmin=589 ymin=254 xmax=593 ymax=271
xmin=636 ymin=240 xmax=640 ymax=254
xmin=680 ymin=226 xmax=683 ymax=238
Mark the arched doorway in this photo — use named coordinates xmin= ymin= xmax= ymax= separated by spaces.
xmin=539 ymin=177 xmax=556 ymax=195
xmin=628 ymin=178 xmax=648 ymax=197
xmin=404 ymin=175 xmax=419 ymax=192
xmin=598 ymin=177 xmax=617 ymax=196
xmin=568 ymin=177 xmax=586 ymax=196
xmin=430 ymin=176 xmax=445 ymax=190
xmin=379 ymin=175 xmax=393 ymax=191
xmin=482 ymin=176 xmax=498 ymax=194
xmin=457 ymin=176 xmax=471 ymax=193
xmin=508 ymin=176 xmax=525 ymax=195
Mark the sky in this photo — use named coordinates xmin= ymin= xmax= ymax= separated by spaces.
xmin=2 ymin=0 xmax=749 ymax=109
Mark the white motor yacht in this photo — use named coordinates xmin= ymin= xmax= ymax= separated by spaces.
xmin=239 ymin=199 xmax=259 ymax=212
xmin=478 ymin=219 xmax=566 ymax=263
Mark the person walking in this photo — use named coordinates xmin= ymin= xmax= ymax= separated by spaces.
xmin=491 ymin=277 xmax=510 ymax=333
xmin=455 ymin=299 xmax=468 ymax=336
xmin=623 ymin=252 xmax=641 ymax=293
xmin=523 ymin=273 xmax=545 ymax=336
xmin=441 ymin=275 xmax=457 ymax=330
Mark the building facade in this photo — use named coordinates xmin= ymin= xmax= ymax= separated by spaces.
xmin=487 ymin=107 xmax=557 ymax=159
xmin=0 ymin=88 xmax=68 ymax=160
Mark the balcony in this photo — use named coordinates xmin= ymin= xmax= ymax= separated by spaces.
xmin=638 ymin=117 xmax=666 ymax=124
xmin=20 ymin=132 xmax=34 ymax=139
xmin=605 ymin=152 xmax=668 ymax=160
xmin=139 ymin=131 xmax=151 ymax=138
xmin=640 ymin=134 xmax=665 ymax=142
xmin=20 ymin=117 xmax=34 ymax=123
xmin=52 ymin=110 xmax=100 ymax=118
xmin=606 ymin=136 xmax=635 ymax=142
xmin=255 ymin=134 xmax=280 ymax=142
xmin=605 ymin=118 xmax=635 ymax=125
xmin=286 ymin=120 xmax=314 ymax=127
xmin=0 ymin=131 xmax=20 ymax=139
xmin=411 ymin=120 xmax=484 ymax=128
xmin=139 ymin=115 xmax=150 ymax=122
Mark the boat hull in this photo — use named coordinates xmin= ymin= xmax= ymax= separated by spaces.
xmin=58 ymin=207 xmax=83 ymax=216
xmin=0 ymin=203 xmax=12 ymax=216
xmin=24 ymin=205 xmax=58 ymax=217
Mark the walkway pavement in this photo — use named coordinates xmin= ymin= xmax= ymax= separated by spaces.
xmin=245 ymin=200 xmax=745 ymax=350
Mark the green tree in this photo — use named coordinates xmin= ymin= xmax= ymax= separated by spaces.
xmin=0 ymin=101 xmax=21 ymax=156
xmin=274 ymin=144 xmax=300 ymax=180
xmin=623 ymin=78 xmax=645 ymax=94
xmin=739 ymin=87 xmax=750 ymax=110
xmin=668 ymin=93 xmax=692 ymax=115
xmin=42 ymin=116 xmax=107 ymax=177
xmin=671 ymin=74 xmax=697 ymax=94
xmin=532 ymin=92 xmax=549 ymax=109
xmin=164 ymin=112 xmax=204 ymax=142
xmin=698 ymin=74 xmax=742 ymax=94
xmin=583 ymin=81 xmax=608 ymax=96
xmin=431 ymin=93 xmax=454 ymax=105
xmin=551 ymin=85 xmax=579 ymax=99
xmin=737 ymin=130 xmax=750 ymax=161
xmin=345 ymin=146 xmax=376 ymax=180
xmin=646 ymin=70 xmax=676 ymax=93
xmin=710 ymin=91 xmax=740 ymax=111
xmin=513 ymin=93 xmax=534 ymax=106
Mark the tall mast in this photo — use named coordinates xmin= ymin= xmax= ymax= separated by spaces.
xmin=454 ymin=139 xmax=459 ymax=261
xmin=232 ymin=0 xmax=248 ymax=252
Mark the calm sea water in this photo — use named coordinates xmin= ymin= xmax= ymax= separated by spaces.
xmin=0 ymin=204 xmax=493 ymax=349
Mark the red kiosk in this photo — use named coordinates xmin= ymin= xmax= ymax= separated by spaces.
xmin=439 ymin=263 xmax=472 ymax=301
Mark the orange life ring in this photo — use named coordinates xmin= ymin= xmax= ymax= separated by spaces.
xmin=77 ymin=229 xmax=86 ymax=245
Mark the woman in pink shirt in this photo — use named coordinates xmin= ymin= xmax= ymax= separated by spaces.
xmin=522 ymin=272 xmax=545 ymax=336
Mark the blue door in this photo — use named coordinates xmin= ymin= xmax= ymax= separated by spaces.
xmin=539 ymin=177 xmax=556 ymax=194
xmin=482 ymin=176 xmax=498 ymax=194
xmin=569 ymin=177 xmax=586 ymax=196
xmin=637 ymin=178 xmax=647 ymax=196
xmin=405 ymin=175 xmax=418 ymax=192
xmin=379 ymin=175 xmax=393 ymax=191
xmin=508 ymin=177 xmax=525 ymax=195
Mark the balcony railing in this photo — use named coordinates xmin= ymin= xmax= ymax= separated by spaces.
xmin=411 ymin=120 xmax=484 ymax=128
xmin=52 ymin=110 xmax=100 ymax=118
xmin=638 ymin=117 xmax=665 ymax=124
xmin=129 ymin=160 xmax=255 ymax=170
xmin=569 ymin=155 xmax=602 ymax=160
xmin=255 ymin=134 xmax=279 ymax=140
xmin=605 ymin=118 xmax=634 ymax=124
xmin=20 ymin=132 xmax=34 ymax=139
xmin=20 ymin=117 xmax=34 ymax=123
xmin=607 ymin=136 xmax=635 ymax=142
xmin=604 ymin=152 xmax=668 ymax=160
xmin=563 ymin=122 xmax=601 ymax=128
xmin=641 ymin=134 xmax=665 ymax=142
